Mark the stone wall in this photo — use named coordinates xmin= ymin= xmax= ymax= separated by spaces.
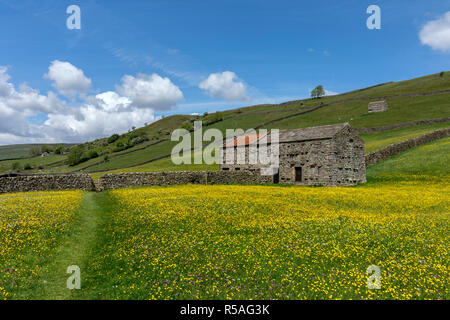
xmin=99 ymin=171 xmax=207 ymax=190
xmin=355 ymin=118 xmax=450 ymax=134
xmin=0 ymin=173 xmax=95 ymax=194
xmin=278 ymin=139 xmax=336 ymax=185
xmin=365 ymin=128 xmax=450 ymax=166
xmin=332 ymin=125 xmax=366 ymax=186
xmin=206 ymin=171 xmax=273 ymax=185
xmin=99 ymin=171 xmax=273 ymax=190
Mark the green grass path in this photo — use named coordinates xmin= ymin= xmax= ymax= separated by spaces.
xmin=36 ymin=192 xmax=109 ymax=299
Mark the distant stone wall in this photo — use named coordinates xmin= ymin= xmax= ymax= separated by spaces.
xmin=365 ymin=128 xmax=450 ymax=166
xmin=0 ymin=173 xmax=95 ymax=194
xmin=356 ymin=118 xmax=450 ymax=134
xmin=99 ymin=171 xmax=273 ymax=190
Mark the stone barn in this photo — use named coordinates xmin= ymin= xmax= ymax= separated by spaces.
xmin=220 ymin=123 xmax=366 ymax=186
xmin=368 ymin=100 xmax=388 ymax=113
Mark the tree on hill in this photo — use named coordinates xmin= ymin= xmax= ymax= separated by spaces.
xmin=66 ymin=145 xmax=86 ymax=166
xmin=54 ymin=145 xmax=64 ymax=154
xmin=311 ymin=85 xmax=325 ymax=99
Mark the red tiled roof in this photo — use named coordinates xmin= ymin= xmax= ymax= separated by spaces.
xmin=225 ymin=133 xmax=265 ymax=147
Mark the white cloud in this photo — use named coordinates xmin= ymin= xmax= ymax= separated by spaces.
xmin=0 ymin=67 xmax=14 ymax=97
xmin=199 ymin=71 xmax=249 ymax=101
xmin=94 ymin=91 xmax=132 ymax=112
xmin=44 ymin=60 xmax=92 ymax=97
xmin=419 ymin=12 xmax=450 ymax=53
xmin=0 ymin=66 xmax=67 ymax=140
xmin=116 ymin=73 xmax=183 ymax=110
xmin=0 ymin=65 xmax=177 ymax=144
xmin=43 ymin=105 xmax=157 ymax=143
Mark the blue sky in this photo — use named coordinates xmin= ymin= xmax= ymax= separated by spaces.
xmin=0 ymin=0 xmax=449 ymax=144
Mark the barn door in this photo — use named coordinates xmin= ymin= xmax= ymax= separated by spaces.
xmin=295 ymin=167 xmax=302 ymax=182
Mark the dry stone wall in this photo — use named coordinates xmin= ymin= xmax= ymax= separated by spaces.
xmin=99 ymin=171 xmax=273 ymax=190
xmin=355 ymin=118 xmax=450 ymax=134
xmin=98 ymin=171 xmax=207 ymax=190
xmin=365 ymin=128 xmax=450 ymax=166
xmin=206 ymin=171 xmax=273 ymax=185
xmin=0 ymin=171 xmax=274 ymax=194
xmin=0 ymin=173 xmax=95 ymax=194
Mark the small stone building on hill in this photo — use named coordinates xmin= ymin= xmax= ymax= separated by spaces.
xmin=368 ymin=100 xmax=388 ymax=113
xmin=220 ymin=123 xmax=366 ymax=186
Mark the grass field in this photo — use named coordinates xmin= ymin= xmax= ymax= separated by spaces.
xmin=361 ymin=122 xmax=450 ymax=153
xmin=0 ymin=191 xmax=84 ymax=299
xmin=0 ymin=144 xmax=74 ymax=161
xmin=366 ymin=137 xmax=450 ymax=182
xmin=74 ymin=182 xmax=447 ymax=300
xmin=0 ymin=154 xmax=66 ymax=173
xmin=0 ymin=145 xmax=38 ymax=161
xmin=0 ymin=138 xmax=448 ymax=300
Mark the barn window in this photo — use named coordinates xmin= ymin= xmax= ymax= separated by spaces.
xmin=295 ymin=167 xmax=302 ymax=182
xmin=235 ymin=167 xmax=240 ymax=170
xmin=223 ymin=168 xmax=229 ymax=171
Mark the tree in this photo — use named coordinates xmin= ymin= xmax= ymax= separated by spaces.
xmin=107 ymin=134 xmax=120 ymax=144
xmin=87 ymin=150 xmax=99 ymax=159
xmin=54 ymin=145 xmax=64 ymax=154
xmin=66 ymin=145 xmax=86 ymax=166
xmin=311 ymin=85 xmax=326 ymax=99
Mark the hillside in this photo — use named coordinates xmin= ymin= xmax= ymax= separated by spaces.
xmin=0 ymin=71 xmax=449 ymax=175
xmin=366 ymin=136 xmax=450 ymax=183
xmin=0 ymin=144 xmax=74 ymax=161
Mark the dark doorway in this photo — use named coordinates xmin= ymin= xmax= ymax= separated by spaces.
xmin=295 ymin=167 xmax=302 ymax=182
xmin=273 ymin=171 xmax=279 ymax=184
